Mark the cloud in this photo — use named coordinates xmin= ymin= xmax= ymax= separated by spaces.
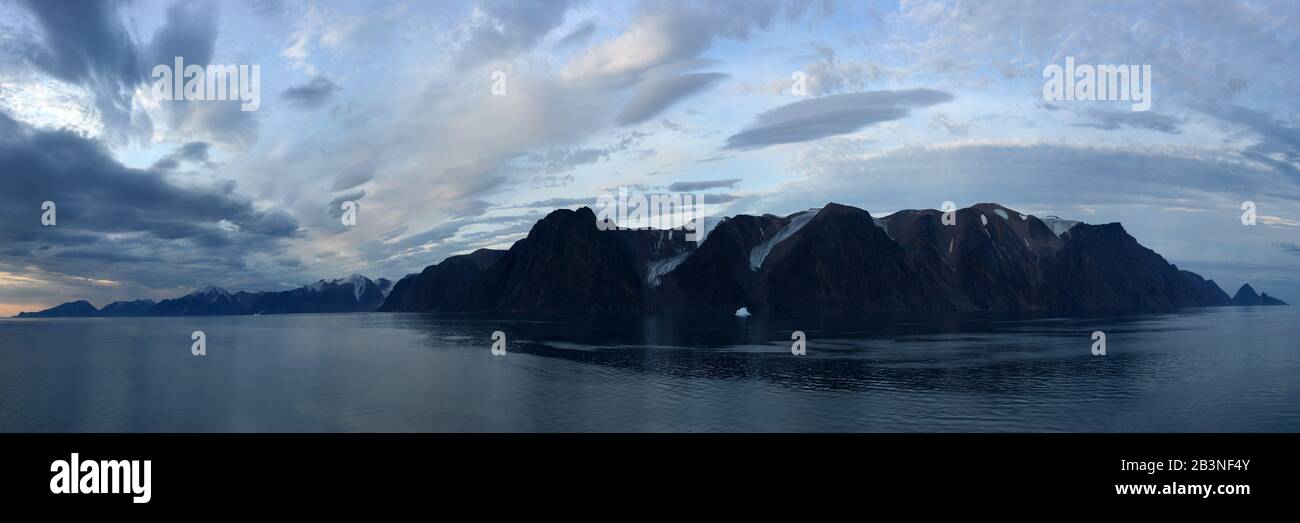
xmin=452 ymin=0 xmax=577 ymax=67
xmin=616 ymin=72 xmax=727 ymax=125
xmin=357 ymin=212 xmax=544 ymax=278
xmin=1074 ymin=109 xmax=1184 ymax=134
xmin=504 ymin=197 xmax=596 ymax=208
xmin=929 ymin=113 xmax=970 ymax=136
xmin=13 ymin=0 xmax=147 ymax=141
xmin=331 ymin=170 xmax=373 ymax=191
xmin=499 ymin=131 xmax=652 ymax=185
xmin=148 ymin=1 xmax=217 ymax=71
xmin=0 ymin=110 xmax=298 ymax=301
xmin=148 ymin=1 xmax=261 ymax=149
xmin=1198 ymin=103 xmax=1300 ymax=182
xmin=281 ymin=77 xmax=340 ymax=109
xmin=11 ymin=0 xmax=258 ymax=148
xmin=562 ymin=0 xmax=821 ymax=86
xmin=1274 ymin=242 xmax=1300 ymax=256
xmin=668 ymin=178 xmax=741 ymax=191
xmin=796 ymin=44 xmax=889 ymax=96
xmin=556 ymin=19 xmax=597 ymax=49
xmin=724 ymin=89 xmax=955 ymax=149
xmin=150 ymin=141 xmax=214 ymax=170
xmin=776 ymin=140 xmax=1296 ymax=210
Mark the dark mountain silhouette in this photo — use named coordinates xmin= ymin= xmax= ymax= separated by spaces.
xmin=241 ymin=275 xmax=386 ymax=314
xmin=459 ymin=208 xmax=674 ymax=312
xmin=1039 ymin=222 xmax=1233 ymax=310
xmin=379 ymin=249 xmax=505 ymax=312
xmin=1230 ymin=284 xmax=1288 ymax=306
xmin=97 ymin=299 xmax=157 ymax=316
xmin=759 ymin=203 xmax=956 ymax=312
xmin=16 ymin=300 xmax=98 ymax=318
xmin=380 ymin=202 xmax=1278 ymax=314
xmin=151 ymin=286 xmax=246 ymax=316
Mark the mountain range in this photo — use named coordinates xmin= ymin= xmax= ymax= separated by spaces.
xmin=384 ymin=202 xmax=1285 ymax=313
xmin=14 ymin=202 xmax=1288 ymax=317
xmin=17 ymin=275 xmax=393 ymax=318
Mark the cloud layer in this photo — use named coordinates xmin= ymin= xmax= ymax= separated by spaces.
xmin=725 ymin=89 xmax=955 ymax=149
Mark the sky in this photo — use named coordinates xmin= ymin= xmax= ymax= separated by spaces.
xmin=1 ymin=0 xmax=1299 ymax=315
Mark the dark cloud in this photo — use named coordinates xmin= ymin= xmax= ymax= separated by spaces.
xmin=150 ymin=141 xmax=213 ymax=170
xmin=281 ymin=77 xmax=341 ymax=109
xmin=13 ymin=0 xmax=254 ymax=147
xmin=148 ymin=0 xmax=217 ymax=70
xmin=326 ymin=190 xmax=366 ymax=221
xmin=695 ymin=153 xmax=734 ymax=163
xmin=724 ymin=89 xmax=954 ymax=149
xmin=15 ymin=0 xmax=147 ymax=140
xmin=616 ymin=72 xmax=727 ymax=125
xmin=13 ymin=0 xmax=259 ymax=147
xmin=1074 ymin=109 xmax=1184 ymax=134
xmin=556 ymin=19 xmax=596 ymax=48
xmin=149 ymin=1 xmax=260 ymax=148
xmin=668 ymin=178 xmax=741 ymax=191
xmin=174 ymin=141 xmax=212 ymax=162
xmin=1274 ymin=242 xmax=1300 ymax=256
xmin=0 ymin=111 xmax=299 ymax=296
xmin=1199 ymin=103 xmax=1300 ymax=181
xmin=331 ymin=170 xmax=373 ymax=191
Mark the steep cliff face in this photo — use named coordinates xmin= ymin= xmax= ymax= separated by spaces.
xmin=1040 ymin=223 xmax=1232 ymax=310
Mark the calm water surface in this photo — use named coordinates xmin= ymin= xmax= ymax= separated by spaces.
xmin=1 ymin=307 xmax=1297 ymax=432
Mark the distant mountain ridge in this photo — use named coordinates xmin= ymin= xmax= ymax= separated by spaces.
xmin=16 ymin=275 xmax=390 ymax=318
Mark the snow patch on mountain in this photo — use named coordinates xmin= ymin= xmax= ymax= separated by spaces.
xmin=303 ymin=274 xmax=374 ymax=300
xmin=341 ymin=274 xmax=369 ymax=300
xmin=1039 ymin=216 xmax=1081 ymax=237
xmin=872 ymin=215 xmax=893 ymax=239
xmin=750 ymin=209 xmax=819 ymax=271
xmin=646 ymin=252 xmax=690 ymax=288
